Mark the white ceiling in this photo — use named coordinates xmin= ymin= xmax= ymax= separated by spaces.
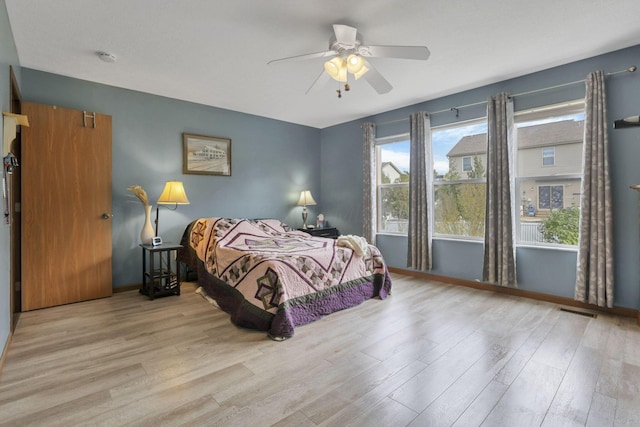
xmin=6 ymin=0 xmax=640 ymax=129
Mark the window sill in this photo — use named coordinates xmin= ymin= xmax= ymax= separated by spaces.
xmin=433 ymin=236 xmax=484 ymax=244
xmin=516 ymin=243 xmax=578 ymax=252
xmin=376 ymin=232 xmax=407 ymax=237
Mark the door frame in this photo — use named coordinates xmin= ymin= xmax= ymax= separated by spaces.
xmin=9 ymin=66 xmax=22 ymax=331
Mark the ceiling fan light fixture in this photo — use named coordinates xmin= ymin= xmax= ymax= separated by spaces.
xmin=346 ymin=54 xmax=365 ymax=74
xmin=353 ymin=64 xmax=369 ymax=80
xmin=268 ymin=23 xmax=430 ymax=95
xmin=324 ymin=57 xmax=347 ymax=82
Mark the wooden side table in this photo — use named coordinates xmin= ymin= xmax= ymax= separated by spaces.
xmin=140 ymin=243 xmax=183 ymax=300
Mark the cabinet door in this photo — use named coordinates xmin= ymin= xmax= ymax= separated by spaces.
xmin=21 ymin=103 xmax=112 ymax=310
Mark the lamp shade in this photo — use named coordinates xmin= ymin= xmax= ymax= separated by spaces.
xmin=324 ymin=57 xmax=347 ymax=82
xmin=296 ymin=190 xmax=317 ymax=206
xmin=352 ymin=64 xmax=369 ymax=80
xmin=346 ymin=54 xmax=365 ymax=74
xmin=157 ymin=181 xmax=190 ymax=205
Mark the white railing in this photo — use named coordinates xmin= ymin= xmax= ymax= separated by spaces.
xmin=382 ymin=218 xmax=546 ymax=243
xmin=519 ymin=222 xmax=544 ymax=243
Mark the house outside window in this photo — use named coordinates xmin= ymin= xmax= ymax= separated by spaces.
xmin=434 ymin=119 xmax=488 ymax=239
xmin=376 ymin=135 xmax=410 ymax=234
xmin=542 ymin=147 xmax=555 ymax=166
xmin=515 ymin=101 xmax=584 ymax=246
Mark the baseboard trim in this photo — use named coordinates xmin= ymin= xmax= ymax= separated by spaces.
xmin=388 ymin=267 xmax=640 ymax=321
xmin=0 ymin=331 xmax=13 ymax=377
xmin=112 ymin=284 xmax=141 ymax=293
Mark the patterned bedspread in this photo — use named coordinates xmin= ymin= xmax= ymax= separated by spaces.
xmin=181 ymin=217 xmax=392 ymax=339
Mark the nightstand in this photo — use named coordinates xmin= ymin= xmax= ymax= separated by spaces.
xmin=139 ymin=243 xmax=183 ymax=300
xmin=297 ymin=227 xmax=340 ymax=239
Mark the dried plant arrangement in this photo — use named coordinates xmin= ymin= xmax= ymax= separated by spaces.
xmin=127 ymin=185 xmax=149 ymax=206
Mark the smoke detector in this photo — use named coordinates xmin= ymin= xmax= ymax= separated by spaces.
xmin=96 ymin=51 xmax=117 ymax=63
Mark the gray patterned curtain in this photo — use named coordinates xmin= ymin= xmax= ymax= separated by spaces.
xmin=575 ymin=71 xmax=614 ymax=307
xmin=483 ymin=93 xmax=517 ymax=287
xmin=362 ymin=122 xmax=376 ymax=244
xmin=407 ymin=112 xmax=433 ymax=271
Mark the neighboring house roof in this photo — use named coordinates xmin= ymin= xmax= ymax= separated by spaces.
xmin=447 ymin=119 xmax=584 ymax=157
xmin=447 ymin=134 xmax=486 ymax=157
xmin=381 ymin=161 xmax=403 ymax=177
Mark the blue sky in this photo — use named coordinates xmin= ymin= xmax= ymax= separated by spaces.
xmin=380 ymin=122 xmax=487 ymax=175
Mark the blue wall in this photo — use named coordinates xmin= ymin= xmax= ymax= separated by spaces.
xmin=0 ymin=0 xmax=20 ymax=357
xmin=2 ymin=16 xmax=638 ymax=369
xmin=321 ymin=45 xmax=640 ymax=310
xmin=20 ymin=70 xmax=321 ymax=288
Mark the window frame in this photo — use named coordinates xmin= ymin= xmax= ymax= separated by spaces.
xmin=432 ymin=117 xmax=488 ymax=241
xmin=514 ymin=99 xmax=585 ymax=249
xmin=542 ymin=147 xmax=555 ymax=167
xmin=462 ymin=156 xmax=473 ymax=172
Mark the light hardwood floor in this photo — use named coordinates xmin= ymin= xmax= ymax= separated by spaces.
xmin=1 ymin=273 xmax=639 ymax=426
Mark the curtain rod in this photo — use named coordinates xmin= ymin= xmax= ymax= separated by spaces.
xmin=373 ymin=65 xmax=637 ymax=127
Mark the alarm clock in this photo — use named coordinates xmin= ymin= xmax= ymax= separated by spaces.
xmin=151 ymin=236 xmax=163 ymax=246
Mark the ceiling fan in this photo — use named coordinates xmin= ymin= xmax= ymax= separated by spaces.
xmin=268 ymin=24 xmax=430 ymax=97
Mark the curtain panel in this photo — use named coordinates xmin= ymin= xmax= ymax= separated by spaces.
xmin=362 ymin=122 xmax=376 ymax=244
xmin=407 ymin=112 xmax=433 ymax=271
xmin=575 ymin=70 xmax=614 ymax=308
xmin=483 ymin=93 xmax=517 ymax=287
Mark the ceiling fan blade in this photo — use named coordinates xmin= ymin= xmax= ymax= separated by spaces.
xmin=333 ymin=24 xmax=357 ymax=46
xmin=362 ymin=62 xmax=393 ymax=94
xmin=268 ymin=50 xmax=336 ymax=65
xmin=363 ymin=45 xmax=431 ymax=61
xmin=305 ymin=69 xmax=331 ymax=95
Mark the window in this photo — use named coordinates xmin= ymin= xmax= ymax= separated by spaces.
xmin=376 ymin=135 xmax=410 ymax=234
xmin=542 ymin=147 xmax=555 ymax=166
xmin=516 ymin=101 xmax=584 ymax=246
xmin=462 ymin=156 xmax=472 ymax=172
xmin=433 ymin=119 xmax=487 ymax=239
xmin=538 ymin=185 xmax=564 ymax=209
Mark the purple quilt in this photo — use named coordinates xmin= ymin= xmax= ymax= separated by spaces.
xmin=184 ymin=218 xmax=392 ymax=339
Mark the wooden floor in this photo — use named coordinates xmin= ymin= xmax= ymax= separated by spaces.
xmin=1 ymin=273 xmax=639 ymax=426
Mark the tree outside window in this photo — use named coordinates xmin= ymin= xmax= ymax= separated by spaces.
xmin=433 ymin=120 xmax=488 ymax=238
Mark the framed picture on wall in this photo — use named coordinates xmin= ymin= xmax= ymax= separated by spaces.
xmin=182 ymin=133 xmax=232 ymax=176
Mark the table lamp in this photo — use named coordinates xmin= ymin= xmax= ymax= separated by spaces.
xmin=297 ymin=190 xmax=317 ymax=229
xmin=155 ymin=180 xmax=190 ymax=236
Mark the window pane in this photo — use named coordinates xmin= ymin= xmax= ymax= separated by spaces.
xmin=542 ymin=147 xmax=555 ymax=166
xmin=551 ymin=185 xmax=564 ymax=209
xmin=538 ymin=185 xmax=550 ymax=209
xmin=433 ymin=120 xmax=487 ymax=238
xmin=517 ymin=115 xmax=583 ymax=177
xmin=434 ymin=182 xmax=486 ymax=237
xmin=434 ymin=122 xmax=487 ymax=180
xmin=517 ymin=108 xmax=584 ymax=246
xmin=462 ymin=156 xmax=472 ymax=172
xmin=379 ymin=186 xmax=409 ymax=233
xmin=378 ymin=140 xmax=410 ymax=183
xmin=376 ymin=138 xmax=409 ymax=234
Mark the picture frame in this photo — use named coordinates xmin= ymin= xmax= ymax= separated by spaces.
xmin=182 ymin=133 xmax=232 ymax=176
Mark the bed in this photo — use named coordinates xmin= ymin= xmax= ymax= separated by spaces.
xmin=178 ymin=217 xmax=392 ymax=340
